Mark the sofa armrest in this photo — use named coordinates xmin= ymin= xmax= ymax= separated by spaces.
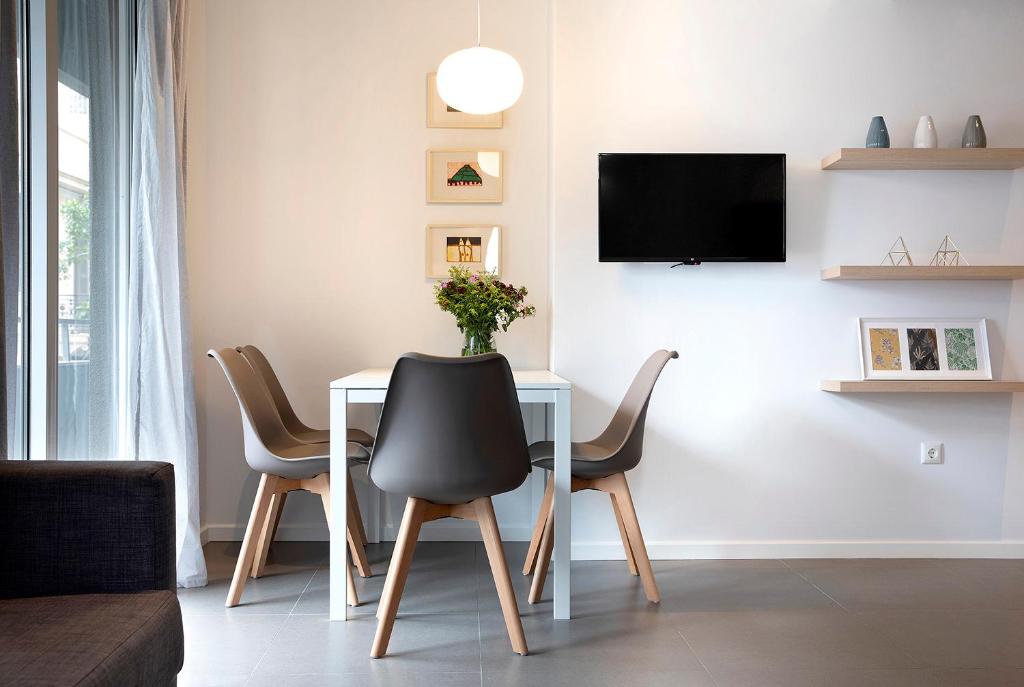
xmin=0 ymin=461 xmax=176 ymax=598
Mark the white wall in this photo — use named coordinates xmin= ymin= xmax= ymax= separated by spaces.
xmin=186 ymin=0 xmax=551 ymax=541
xmin=552 ymin=0 xmax=1024 ymax=558
xmin=188 ymin=0 xmax=1024 ymax=557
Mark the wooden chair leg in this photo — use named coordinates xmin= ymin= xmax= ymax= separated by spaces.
xmin=268 ymin=491 xmax=287 ymax=541
xmin=314 ymin=473 xmax=360 ymax=607
xmin=227 ymin=473 xmax=276 ymax=607
xmin=347 ymin=563 xmax=359 ymax=608
xmin=522 ymin=477 xmax=553 ymax=575
xmin=475 ymin=496 xmax=528 ymax=655
xmin=347 ymin=489 xmax=373 ymax=579
xmin=251 ymin=491 xmax=286 ymax=578
xmin=372 ymin=497 xmax=427 ymax=658
xmin=347 ymin=471 xmax=368 ymax=545
xmin=610 ymin=492 xmax=639 ymax=576
xmin=528 ymin=505 xmax=554 ymax=604
xmin=606 ymin=472 xmax=659 ymax=603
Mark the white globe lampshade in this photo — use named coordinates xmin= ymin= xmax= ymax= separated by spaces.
xmin=436 ymin=46 xmax=524 ymax=115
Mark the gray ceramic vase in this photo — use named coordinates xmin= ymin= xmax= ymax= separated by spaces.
xmin=961 ymin=115 xmax=987 ymax=148
xmin=865 ymin=116 xmax=890 ymax=148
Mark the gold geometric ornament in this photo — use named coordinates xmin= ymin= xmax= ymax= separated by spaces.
xmin=881 ymin=236 xmax=914 ymax=266
xmin=929 ymin=235 xmax=968 ymax=266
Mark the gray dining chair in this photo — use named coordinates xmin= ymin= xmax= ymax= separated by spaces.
xmin=523 ymin=349 xmax=678 ymax=605
xmin=235 ymin=344 xmax=374 ymax=579
xmin=367 ymin=353 xmax=531 ymax=658
xmin=208 ymin=347 xmax=369 ymax=608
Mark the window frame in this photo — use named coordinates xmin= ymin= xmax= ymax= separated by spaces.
xmin=22 ymin=0 xmax=135 ymax=460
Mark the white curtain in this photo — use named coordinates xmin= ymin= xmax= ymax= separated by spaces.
xmin=129 ymin=0 xmax=206 ymax=588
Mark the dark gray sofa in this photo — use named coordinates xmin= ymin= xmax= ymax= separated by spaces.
xmin=0 ymin=461 xmax=185 ymax=686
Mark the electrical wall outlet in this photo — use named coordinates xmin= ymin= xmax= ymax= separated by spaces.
xmin=921 ymin=442 xmax=943 ymax=465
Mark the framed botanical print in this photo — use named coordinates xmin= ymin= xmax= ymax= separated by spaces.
xmin=427 ymin=149 xmax=503 ymax=203
xmin=426 ymin=73 xmax=502 ymax=128
xmin=425 ymin=224 xmax=501 ymax=279
xmin=858 ymin=318 xmax=991 ymax=381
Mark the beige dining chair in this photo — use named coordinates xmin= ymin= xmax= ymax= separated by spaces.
xmin=235 ymin=344 xmax=374 ymax=580
xmin=523 ymin=349 xmax=677 ymax=605
xmin=236 ymin=344 xmax=375 ymax=447
xmin=208 ymin=347 xmax=369 ymax=607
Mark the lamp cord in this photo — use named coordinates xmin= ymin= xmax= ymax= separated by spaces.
xmin=476 ymin=0 xmax=481 ymax=46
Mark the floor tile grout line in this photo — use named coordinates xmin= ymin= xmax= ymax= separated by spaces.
xmin=677 ymin=629 xmax=722 ymax=687
xmin=285 ymin=566 xmax=320 ymax=616
xmin=240 ymin=613 xmax=291 ymax=687
xmin=779 ymin=559 xmax=851 ymax=612
xmin=242 ymin=566 xmax=319 ymax=686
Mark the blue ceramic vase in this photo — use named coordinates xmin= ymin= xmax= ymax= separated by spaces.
xmin=865 ymin=116 xmax=890 ymax=148
xmin=961 ymin=115 xmax=987 ymax=148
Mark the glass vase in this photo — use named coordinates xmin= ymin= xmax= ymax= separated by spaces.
xmin=461 ymin=329 xmax=496 ymax=356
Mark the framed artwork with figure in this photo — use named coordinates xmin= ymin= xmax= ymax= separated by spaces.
xmin=425 ymin=224 xmax=502 ymax=279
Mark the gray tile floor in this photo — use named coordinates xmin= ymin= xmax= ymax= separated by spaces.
xmin=178 ymin=542 xmax=1024 ymax=686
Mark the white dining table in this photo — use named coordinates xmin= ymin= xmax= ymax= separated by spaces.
xmin=329 ymin=367 xmax=573 ymax=621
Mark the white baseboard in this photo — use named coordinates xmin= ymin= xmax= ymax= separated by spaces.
xmin=204 ymin=524 xmax=333 ymax=542
xmin=199 ymin=525 xmax=1024 ymax=559
xmin=577 ymin=540 xmax=1024 ymax=559
xmin=379 ymin=523 xmax=535 ymax=542
xmin=202 ymin=522 xmax=534 ymax=543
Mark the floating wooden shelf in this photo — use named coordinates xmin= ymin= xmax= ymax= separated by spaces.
xmin=821 ymin=148 xmax=1024 ymax=170
xmin=821 ymin=380 xmax=1024 ymax=393
xmin=821 ymin=265 xmax=1024 ymax=281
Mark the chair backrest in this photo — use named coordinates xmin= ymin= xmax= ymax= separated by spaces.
xmin=368 ymin=353 xmax=531 ymax=505
xmin=591 ymin=349 xmax=678 ymax=471
xmin=236 ymin=344 xmax=306 ymax=435
xmin=208 ymin=347 xmax=296 ymax=470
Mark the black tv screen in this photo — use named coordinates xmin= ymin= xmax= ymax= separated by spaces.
xmin=598 ymin=153 xmax=786 ymax=263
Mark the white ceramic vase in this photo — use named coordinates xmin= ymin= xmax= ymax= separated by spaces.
xmin=913 ymin=115 xmax=938 ymax=148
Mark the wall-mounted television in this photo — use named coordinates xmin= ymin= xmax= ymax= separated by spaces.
xmin=598 ymin=153 xmax=786 ymax=264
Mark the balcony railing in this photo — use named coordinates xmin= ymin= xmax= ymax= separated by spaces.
xmin=57 ymin=293 xmax=89 ymax=362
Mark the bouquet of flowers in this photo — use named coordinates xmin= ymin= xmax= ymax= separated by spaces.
xmin=433 ymin=266 xmax=536 ymax=356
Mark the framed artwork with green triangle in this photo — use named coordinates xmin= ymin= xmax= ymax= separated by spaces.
xmin=428 ymin=149 xmax=503 ymax=203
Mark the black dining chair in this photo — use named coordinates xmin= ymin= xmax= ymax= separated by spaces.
xmin=367 ymin=353 xmax=531 ymax=658
xmin=523 ymin=349 xmax=678 ymax=605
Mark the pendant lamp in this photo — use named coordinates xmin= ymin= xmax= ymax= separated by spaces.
xmin=436 ymin=1 xmax=523 ymax=115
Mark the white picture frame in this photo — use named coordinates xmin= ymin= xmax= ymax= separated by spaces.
xmin=426 ymin=73 xmax=503 ymax=129
xmin=858 ymin=318 xmax=992 ymax=381
xmin=427 ymin=149 xmax=503 ymax=204
xmin=425 ymin=224 xmax=502 ymax=279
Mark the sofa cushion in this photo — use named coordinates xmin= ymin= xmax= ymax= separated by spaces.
xmin=0 ymin=461 xmax=176 ymax=598
xmin=0 ymin=590 xmax=183 ymax=687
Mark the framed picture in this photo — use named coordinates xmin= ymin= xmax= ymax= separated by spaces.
xmin=427 ymin=149 xmax=503 ymax=203
xmin=858 ymin=318 xmax=992 ymax=381
xmin=426 ymin=73 xmax=502 ymax=128
xmin=425 ymin=224 xmax=501 ymax=279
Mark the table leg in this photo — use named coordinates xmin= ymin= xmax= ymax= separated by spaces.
xmin=330 ymin=387 xmax=350 ymax=620
xmin=367 ymin=404 xmax=383 ymax=544
xmin=552 ymin=388 xmax=571 ymax=620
